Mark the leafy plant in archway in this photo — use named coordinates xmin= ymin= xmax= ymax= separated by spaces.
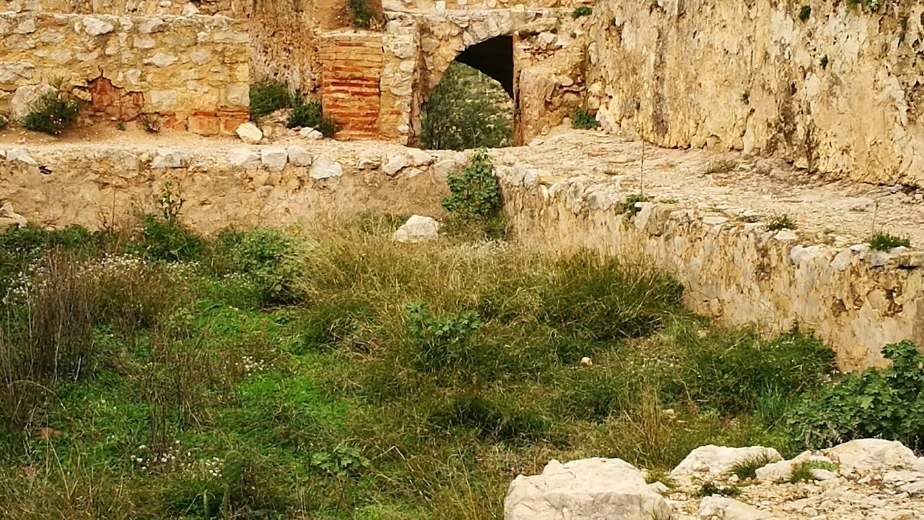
xmin=421 ymin=62 xmax=513 ymax=151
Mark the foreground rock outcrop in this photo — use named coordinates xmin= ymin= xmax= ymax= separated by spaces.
xmin=505 ymin=440 xmax=924 ymax=520
xmin=504 ymin=458 xmax=673 ymax=520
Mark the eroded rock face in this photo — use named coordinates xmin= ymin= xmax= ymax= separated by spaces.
xmin=504 ymin=458 xmax=672 ymax=520
xmin=587 ymin=0 xmax=924 ymax=187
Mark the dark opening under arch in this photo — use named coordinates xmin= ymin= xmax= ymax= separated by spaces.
xmin=453 ymin=35 xmax=514 ymax=98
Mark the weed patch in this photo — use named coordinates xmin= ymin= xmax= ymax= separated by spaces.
xmin=286 ymin=97 xmax=337 ymax=137
xmin=22 ymin=87 xmax=81 ymax=135
xmin=868 ymin=232 xmax=910 ymax=251
xmin=571 ymin=107 xmax=600 ymax=130
xmin=790 ymin=460 xmax=837 ymax=483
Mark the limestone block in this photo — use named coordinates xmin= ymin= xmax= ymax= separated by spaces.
xmin=227 ymin=147 xmax=260 ymax=169
xmin=9 ymin=82 xmax=55 ymax=121
xmin=260 ymin=147 xmax=288 ymax=171
xmin=505 ymin=458 xmax=673 ymax=520
xmin=309 ymin=156 xmax=342 ymax=180
xmin=823 ymin=440 xmax=919 ymax=476
xmin=383 ymin=154 xmax=409 ymax=176
xmin=394 ymin=215 xmax=440 ymax=243
xmin=671 ymin=446 xmax=782 ymax=482
xmin=299 ymin=127 xmax=323 ymax=140
xmin=150 ymin=149 xmax=187 ymax=169
xmin=235 ymin=123 xmax=263 ymax=144
xmin=6 ymin=147 xmax=36 ymax=165
xmin=81 ymin=17 xmax=114 ymax=36
xmin=286 ymin=145 xmax=311 ymax=167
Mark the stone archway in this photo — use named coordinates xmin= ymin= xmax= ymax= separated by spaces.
xmin=453 ymin=35 xmax=515 ymax=98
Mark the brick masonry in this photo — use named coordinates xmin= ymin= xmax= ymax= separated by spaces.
xmin=319 ymin=32 xmax=385 ymax=140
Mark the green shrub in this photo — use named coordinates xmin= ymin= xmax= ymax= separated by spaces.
xmin=249 ymin=81 xmax=291 ymax=122
xmin=571 ymin=6 xmax=592 ymax=18
xmin=787 ymin=340 xmax=924 ymax=450
xmin=421 ymin=62 xmax=513 ymax=151
xmin=140 ymin=182 xmax=203 ymax=262
xmin=0 ymin=114 xmax=8 ymax=130
xmin=406 ymin=303 xmax=483 ymax=374
xmin=22 ymin=89 xmax=81 ymax=136
xmin=217 ymin=229 xmax=303 ymax=306
xmin=441 ymin=149 xmax=501 ymax=219
xmin=348 ymin=0 xmax=377 ymax=29
xmin=571 ymin=107 xmax=599 ymax=130
xmin=286 ymin=98 xmax=337 ymax=137
xmin=798 ymin=5 xmax=812 ymax=21
xmin=868 ymin=232 xmax=910 ymax=251
xmin=141 ymin=215 xmax=203 ymax=262
xmin=138 ymin=113 xmax=161 ymax=133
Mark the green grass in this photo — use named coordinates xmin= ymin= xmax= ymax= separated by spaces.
xmin=729 ymin=453 xmax=775 ymax=480
xmin=868 ymin=232 xmax=910 ymax=251
xmin=0 ymin=217 xmax=843 ymax=518
xmin=789 ymin=460 xmax=837 ymax=483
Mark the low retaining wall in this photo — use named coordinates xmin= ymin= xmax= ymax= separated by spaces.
xmin=498 ymin=169 xmax=924 ymax=372
xmin=0 ymin=13 xmax=249 ymax=133
xmin=0 ymin=141 xmax=456 ymax=234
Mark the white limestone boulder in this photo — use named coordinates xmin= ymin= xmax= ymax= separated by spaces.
xmin=823 ymin=439 xmax=918 ymax=476
xmin=299 ymin=127 xmax=323 ymax=140
xmin=10 ymin=83 xmax=57 ymax=121
xmin=383 ymin=154 xmax=409 ymax=176
xmin=287 ymin=145 xmax=312 ymax=167
xmin=235 ymin=122 xmax=263 ymax=144
xmin=260 ymin=147 xmax=288 ymax=171
xmin=151 ymin=149 xmax=187 ymax=169
xmin=227 ymin=147 xmax=260 ymax=169
xmin=309 ymin=156 xmax=342 ymax=180
xmin=504 ymin=458 xmax=673 ymax=520
xmin=393 ymin=215 xmax=440 ymax=244
xmin=671 ymin=446 xmax=782 ymax=482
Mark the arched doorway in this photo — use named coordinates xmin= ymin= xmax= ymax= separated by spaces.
xmin=420 ymin=36 xmax=515 ymax=150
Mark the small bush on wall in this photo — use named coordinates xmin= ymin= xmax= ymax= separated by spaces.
xmin=23 ymin=87 xmax=81 ymax=136
xmin=285 ymin=97 xmax=338 ymax=137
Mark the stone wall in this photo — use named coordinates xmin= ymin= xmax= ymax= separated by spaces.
xmin=0 ymin=13 xmax=249 ymax=133
xmin=1 ymin=0 xmax=250 ymax=17
xmin=587 ymin=0 xmax=924 ymax=187
xmin=384 ymin=0 xmax=590 ymax=10
xmin=0 ymin=142 xmax=456 ymax=234
xmin=499 ymin=169 xmax=924 ymax=371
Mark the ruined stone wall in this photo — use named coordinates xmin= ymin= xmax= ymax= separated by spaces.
xmin=0 ymin=142 xmax=455 ymax=233
xmin=0 ymin=13 xmax=249 ymax=133
xmin=0 ymin=0 xmax=251 ymax=17
xmin=499 ymin=170 xmax=924 ymax=372
xmin=385 ymin=0 xmax=589 ymax=10
xmin=587 ymin=0 xmax=924 ymax=187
